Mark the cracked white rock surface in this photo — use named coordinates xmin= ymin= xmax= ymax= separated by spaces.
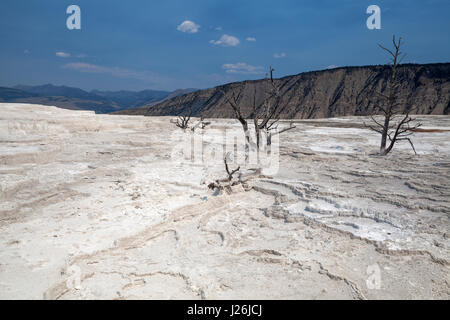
xmin=0 ymin=103 xmax=449 ymax=299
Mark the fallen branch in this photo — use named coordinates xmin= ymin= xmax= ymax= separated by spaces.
xmin=208 ymin=153 xmax=241 ymax=192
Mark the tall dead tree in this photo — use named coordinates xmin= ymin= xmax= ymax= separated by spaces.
xmin=366 ymin=35 xmax=421 ymax=155
xmin=221 ymin=67 xmax=295 ymax=150
xmin=220 ymin=86 xmax=252 ymax=147
xmin=259 ymin=67 xmax=296 ymax=146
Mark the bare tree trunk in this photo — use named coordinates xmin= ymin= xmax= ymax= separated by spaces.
xmin=380 ymin=114 xmax=390 ymax=154
xmin=174 ymin=105 xmax=193 ymax=130
xmin=242 ymin=121 xmax=251 ymax=148
xmin=266 ymin=130 xmax=272 ymax=147
xmin=219 ymin=86 xmax=253 ymax=150
xmin=366 ymin=35 xmax=421 ymax=156
xmin=221 ymin=67 xmax=294 ymax=155
xmin=254 ymin=119 xmax=261 ymax=149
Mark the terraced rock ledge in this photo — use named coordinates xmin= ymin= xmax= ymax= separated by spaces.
xmin=0 ymin=103 xmax=449 ymax=299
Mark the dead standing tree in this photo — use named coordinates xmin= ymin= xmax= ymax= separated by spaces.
xmin=259 ymin=67 xmax=296 ymax=146
xmin=210 ymin=68 xmax=295 ymax=193
xmin=170 ymin=102 xmax=210 ymax=134
xmin=175 ymin=105 xmax=192 ymax=130
xmin=219 ymin=86 xmax=252 ymax=148
xmin=220 ymin=67 xmax=295 ymax=150
xmin=366 ymin=35 xmax=421 ymax=155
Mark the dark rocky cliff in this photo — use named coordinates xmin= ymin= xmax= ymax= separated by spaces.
xmin=128 ymin=63 xmax=449 ymax=118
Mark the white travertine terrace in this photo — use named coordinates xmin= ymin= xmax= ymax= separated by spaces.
xmin=0 ymin=103 xmax=449 ymax=299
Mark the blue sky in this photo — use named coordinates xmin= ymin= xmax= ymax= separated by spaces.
xmin=0 ymin=0 xmax=449 ymax=91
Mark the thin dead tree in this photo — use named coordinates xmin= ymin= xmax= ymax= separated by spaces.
xmin=172 ymin=105 xmax=210 ymax=131
xmin=365 ymin=35 xmax=421 ymax=155
xmin=220 ymin=67 xmax=295 ymax=150
xmin=260 ymin=67 xmax=296 ymax=146
xmin=175 ymin=105 xmax=192 ymax=130
xmin=219 ymin=85 xmax=252 ymax=148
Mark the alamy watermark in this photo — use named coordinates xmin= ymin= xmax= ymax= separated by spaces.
xmin=366 ymin=5 xmax=381 ymax=30
xmin=169 ymin=124 xmax=280 ymax=176
xmin=66 ymin=5 xmax=81 ymax=30
xmin=64 ymin=5 xmax=381 ymax=31
xmin=366 ymin=263 xmax=382 ymax=290
xmin=65 ymin=264 xmax=93 ymax=298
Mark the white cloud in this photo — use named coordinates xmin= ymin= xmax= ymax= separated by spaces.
xmin=246 ymin=37 xmax=256 ymax=42
xmin=76 ymin=54 xmax=87 ymax=58
xmin=210 ymin=34 xmax=240 ymax=47
xmin=215 ymin=26 xmax=223 ymax=31
xmin=56 ymin=51 xmax=71 ymax=58
xmin=24 ymin=49 xmax=30 ymax=54
xmin=273 ymin=52 xmax=286 ymax=59
xmin=326 ymin=65 xmax=339 ymax=69
xmin=222 ymin=62 xmax=264 ymax=75
xmin=177 ymin=20 xmax=200 ymax=33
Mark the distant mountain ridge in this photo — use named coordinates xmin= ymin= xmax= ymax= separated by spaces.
xmin=14 ymin=84 xmax=105 ymax=101
xmin=90 ymin=89 xmax=170 ymax=109
xmin=112 ymin=88 xmax=199 ymax=115
xmin=0 ymin=84 xmax=197 ymax=113
xmin=0 ymin=87 xmax=38 ymax=100
xmin=123 ymin=63 xmax=450 ymax=118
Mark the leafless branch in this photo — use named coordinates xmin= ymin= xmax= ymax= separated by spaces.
xmin=368 ymin=35 xmax=422 ymax=155
xmin=191 ymin=116 xmax=211 ymax=131
xmin=175 ymin=105 xmax=192 ymax=129
xmin=207 ymin=152 xmax=241 ymax=192
xmin=224 ymin=154 xmax=240 ymax=182
xmin=272 ymin=122 xmax=296 ymax=135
